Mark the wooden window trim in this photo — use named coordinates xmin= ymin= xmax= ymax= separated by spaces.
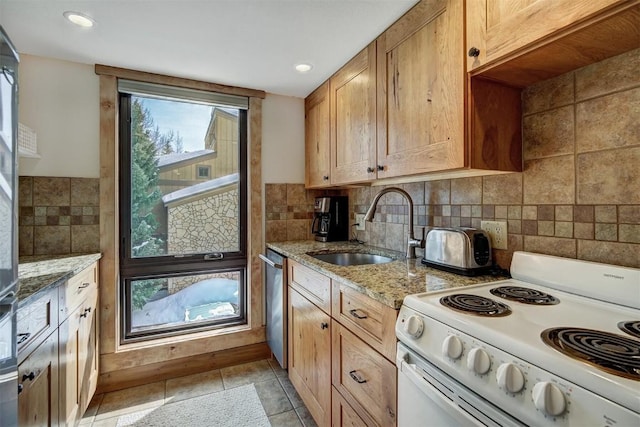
xmin=97 ymin=67 xmax=265 ymax=384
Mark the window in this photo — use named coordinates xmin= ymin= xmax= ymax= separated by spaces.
xmin=118 ymin=80 xmax=248 ymax=342
xmin=197 ymin=165 xmax=211 ymax=179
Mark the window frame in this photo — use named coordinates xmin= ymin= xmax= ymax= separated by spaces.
xmin=196 ymin=164 xmax=211 ymax=179
xmin=117 ymin=88 xmax=249 ymax=343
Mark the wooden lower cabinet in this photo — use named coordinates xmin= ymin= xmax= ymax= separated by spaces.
xmin=59 ymin=284 xmax=99 ymax=426
xmin=288 ymin=287 xmax=332 ymax=427
xmin=332 ymin=322 xmax=397 ymax=426
xmin=18 ymin=332 xmax=59 ymax=427
xmin=287 ymin=261 xmax=398 ymax=427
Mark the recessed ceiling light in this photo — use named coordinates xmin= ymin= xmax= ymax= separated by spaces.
xmin=63 ymin=11 xmax=95 ymax=28
xmin=294 ymin=63 xmax=313 ymax=73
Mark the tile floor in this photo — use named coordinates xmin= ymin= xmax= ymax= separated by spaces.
xmin=80 ymin=359 xmax=318 ymax=427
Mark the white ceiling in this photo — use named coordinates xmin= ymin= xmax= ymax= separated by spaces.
xmin=0 ymin=0 xmax=418 ymax=98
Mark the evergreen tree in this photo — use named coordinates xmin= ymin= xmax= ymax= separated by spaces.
xmin=130 ymin=98 xmax=164 ymax=257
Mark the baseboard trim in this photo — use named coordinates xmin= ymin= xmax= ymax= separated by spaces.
xmin=96 ymin=342 xmax=271 ymax=394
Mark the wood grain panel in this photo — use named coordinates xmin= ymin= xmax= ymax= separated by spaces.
xmin=305 ymin=82 xmax=332 ymax=188
xmin=98 ymin=74 xmax=119 ymax=357
xmin=377 ymin=0 xmax=465 ymax=178
xmin=288 ymin=260 xmax=331 ymax=314
xmin=249 ymin=97 xmax=263 ymax=330
xmin=329 ymin=42 xmax=377 ymax=185
xmin=468 ymin=78 xmax=523 ymax=171
xmin=288 ymin=288 xmax=332 ymax=427
xmin=331 ymin=282 xmax=398 ymax=362
xmin=331 ymin=322 xmax=396 ymax=426
xmin=331 ymin=386 xmax=374 ymax=427
xmin=95 ymin=64 xmax=265 ymax=99
xmin=18 ymin=332 xmax=59 ymax=427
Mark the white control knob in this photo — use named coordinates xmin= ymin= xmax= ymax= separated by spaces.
xmin=442 ymin=335 xmax=464 ymax=360
xmin=532 ymin=382 xmax=566 ymax=417
xmin=403 ymin=315 xmax=424 ymax=338
xmin=496 ymin=363 xmax=525 ymax=393
xmin=467 ymin=348 xmax=491 ymax=374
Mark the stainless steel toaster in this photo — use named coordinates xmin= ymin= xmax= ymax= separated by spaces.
xmin=422 ymin=227 xmax=492 ymax=276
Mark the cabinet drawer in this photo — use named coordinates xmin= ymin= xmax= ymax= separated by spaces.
xmin=16 ymin=287 xmax=58 ymax=364
xmin=332 ymin=282 xmax=397 ymax=361
xmin=332 ymin=322 xmax=397 ymax=426
xmin=60 ymin=262 xmax=98 ymax=320
xmin=288 ymin=260 xmax=331 ymax=314
xmin=332 ymin=386 xmax=376 ymax=427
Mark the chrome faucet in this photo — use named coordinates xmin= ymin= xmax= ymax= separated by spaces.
xmin=363 ymin=187 xmax=425 ymax=258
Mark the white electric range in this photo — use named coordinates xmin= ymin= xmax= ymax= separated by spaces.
xmin=396 ymin=251 xmax=640 ymax=426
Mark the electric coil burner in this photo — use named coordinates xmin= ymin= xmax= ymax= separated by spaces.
xmin=440 ymin=294 xmax=511 ymax=316
xmin=542 ymin=327 xmax=640 ymax=381
xmin=618 ymin=320 xmax=640 ymax=339
xmin=490 ymin=285 xmax=559 ymax=305
xmin=396 ymin=252 xmax=640 ymax=427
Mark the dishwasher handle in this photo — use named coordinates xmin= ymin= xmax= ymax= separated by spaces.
xmin=259 ymin=253 xmax=283 ymax=270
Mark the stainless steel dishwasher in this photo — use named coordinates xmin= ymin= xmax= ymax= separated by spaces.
xmin=259 ymin=249 xmax=287 ymax=369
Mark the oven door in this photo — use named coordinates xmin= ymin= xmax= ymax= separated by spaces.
xmin=397 ymin=343 xmax=525 ymax=427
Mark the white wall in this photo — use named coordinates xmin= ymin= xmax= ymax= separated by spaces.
xmin=18 ymin=55 xmax=100 ymax=178
xmin=261 ymin=94 xmax=305 ymax=184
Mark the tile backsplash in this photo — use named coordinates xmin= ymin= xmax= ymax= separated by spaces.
xmin=19 ymin=176 xmax=100 ymax=256
xmin=265 ymin=48 xmax=639 ymax=269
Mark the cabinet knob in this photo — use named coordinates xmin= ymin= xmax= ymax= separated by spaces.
xmin=320 ymin=322 xmax=329 ymax=330
xmin=377 ymin=165 xmax=385 ymax=171
xmin=322 ymin=175 xmax=329 ymax=181
xmin=468 ymin=47 xmax=480 ymax=58
xmin=18 ymin=383 xmax=23 ymax=394
xmin=367 ymin=167 xmax=375 ymax=173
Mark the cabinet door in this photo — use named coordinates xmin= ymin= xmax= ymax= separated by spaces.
xmin=305 ymin=81 xmax=332 ymax=188
xmin=288 ymin=287 xmax=332 ymax=427
xmin=466 ymin=0 xmax=621 ymax=71
xmin=59 ymin=304 xmax=82 ymax=426
xmin=376 ymin=0 xmax=465 ymax=179
xmin=79 ymin=287 xmax=99 ymax=415
xmin=18 ymin=332 xmax=59 ymax=427
xmin=329 ymin=42 xmax=377 ymax=185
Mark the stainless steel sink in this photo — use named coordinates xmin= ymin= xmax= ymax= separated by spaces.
xmin=307 ymin=252 xmax=394 ymax=266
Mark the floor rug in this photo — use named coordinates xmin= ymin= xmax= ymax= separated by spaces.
xmin=116 ymin=383 xmax=270 ymax=426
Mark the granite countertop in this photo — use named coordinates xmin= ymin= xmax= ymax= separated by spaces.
xmin=18 ymin=253 xmax=102 ymax=307
xmin=267 ymin=241 xmax=506 ymax=309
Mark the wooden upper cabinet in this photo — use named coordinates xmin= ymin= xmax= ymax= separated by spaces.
xmin=329 ymin=42 xmax=377 ymax=185
xmin=305 ymin=82 xmax=331 ymax=188
xmin=376 ymin=0 xmax=465 ymax=179
xmin=466 ymin=0 xmax=640 ymax=81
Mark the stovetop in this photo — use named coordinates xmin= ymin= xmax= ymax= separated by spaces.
xmin=396 ymin=251 xmax=640 ymax=418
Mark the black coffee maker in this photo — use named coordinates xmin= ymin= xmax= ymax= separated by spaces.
xmin=311 ymin=196 xmax=349 ymax=242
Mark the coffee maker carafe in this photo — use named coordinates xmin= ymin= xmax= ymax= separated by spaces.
xmin=311 ymin=196 xmax=349 ymax=242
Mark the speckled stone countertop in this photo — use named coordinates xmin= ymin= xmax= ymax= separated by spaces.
xmin=18 ymin=253 xmax=102 ymax=307
xmin=267 ymin=241 xmax=506 ymax=309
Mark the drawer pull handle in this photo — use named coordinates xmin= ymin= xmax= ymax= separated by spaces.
xmin=17 ymin=332 xmax=31 ymax=344
xmin=320 ymin=322 xmax=329 ymax=330
xmin=18 ymin=384 xmax=23 ymax=394
xmin=22 ymin=371 xmax=36 ymax=382
xmin=349 ymin=370 xmax=367 ymax=384
xmin=349 ymin=309 xmax=367 ymax=320
xmin=80 ymin=307 xmax=92 ymax=318
xmin=78 ymin=282 xmax=91 ymax=290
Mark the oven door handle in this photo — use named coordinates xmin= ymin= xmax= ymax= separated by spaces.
xmin=400 ymin=360 xmax=486 ymax=427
